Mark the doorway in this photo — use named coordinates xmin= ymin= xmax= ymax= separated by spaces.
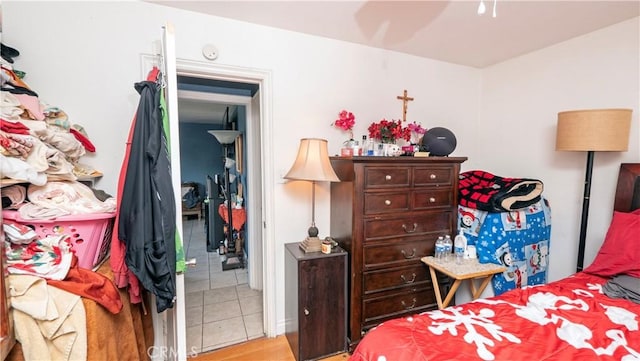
xmin=178 ymin=94 xmax=262 ymax=353
xmin=171 ymin=59 xmax=276 ymax=354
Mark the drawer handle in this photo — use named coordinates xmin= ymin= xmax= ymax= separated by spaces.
xmin=385 ymin=175 xmax=392 ymax=181
xmin=402 ymin=223 xmax=418 ymax=233
xmin=430 ymin=174 xmax=436 ymax=180
xmin=401 ymin=248 xmax=417 ymax=259
xmin=385 ymin=200 xmax=391 ymax=206
xmin=401 ymin=298 xmax=417 ymax=310
xmin=400 ymin=273 xmax=416 ymax=284
xmin=304 ymin=308 xmax=310 ymax=316
xmin=429 ymin=197 xmax=436 ymax=203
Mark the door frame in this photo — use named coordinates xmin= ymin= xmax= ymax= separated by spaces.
xmin=142 ymin=51 xmax=275 ymax=359
xmin=174 ymin=59 xmax=276 ymax=339
xmin=176 ymin=89 xmax=263 ymax=290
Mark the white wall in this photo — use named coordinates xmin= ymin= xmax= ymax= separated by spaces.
xmin=4 ymin=0 xmax=638 ymax=336
xmin=453 ymin=16 xmax=639 ymax=304
xmin=2 ymin=0 xmax=480 ymax=335
xmin=478 ymin=17 xmax=639 ymax=283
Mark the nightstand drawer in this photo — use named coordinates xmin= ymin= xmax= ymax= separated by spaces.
xmin=363 ymin=264 xmax=430 ymax=294
xmin=362 ymin=287 xmax=437 ymax=324
xmin=364 ymin=192 xmax=410 ymax=214
xmin=363 ymin=211 xmax=452 ymax=240
xmin=413 ymin=189 xmax=454 ymax=209
xmin=364 ymin=167 xmax=410 ymax=189
xmin=363 ymin=238 xmax=434 ymax=269
xmin=413 ymin=167 xmax=454 ymax=187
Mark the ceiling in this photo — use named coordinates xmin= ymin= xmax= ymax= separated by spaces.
xmin=153 ymin=0 xmax=638 ymax=68
xmin=162 ymin=0 xmax=639 ymax=124
xmin=177 ymin=75 xmax=256 ymax=124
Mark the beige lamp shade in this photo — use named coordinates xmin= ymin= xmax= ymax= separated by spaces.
xmin=285 ymin=138 xmax=339 ymax=182
xmin=556 ymin=109 xmax=632 ymax=151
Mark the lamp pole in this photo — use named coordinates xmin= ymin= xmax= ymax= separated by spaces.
xmin=576 ymin=150 xmax=594 ymax=273
xmin=223 ymin=144 xmax=235 ymax=255
xmin=308 ymin=180 xmax=318 ymax=238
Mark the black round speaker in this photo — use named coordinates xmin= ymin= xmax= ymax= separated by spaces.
xmin=421 ymin=127 xmax=457 ymax=156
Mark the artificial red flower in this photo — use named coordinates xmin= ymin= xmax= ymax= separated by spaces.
xmin=332 ymin=110 xmax=356 ymax=139
xmin=368 ymin=119 xmax=411 ymax=143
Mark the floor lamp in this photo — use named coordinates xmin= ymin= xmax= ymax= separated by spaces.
xmin=208 ymin=130 xmax=243 ymax=270
xmin=556 ymin=108 xmax=632 ymax=272
xmin=284 ymin=138 xmax=340 ymax=253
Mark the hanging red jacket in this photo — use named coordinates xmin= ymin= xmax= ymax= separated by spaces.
xmin=118 ymin=72 xmax=177 ymax=313
xmin=109 ymin=67 xmax=160 ymax=304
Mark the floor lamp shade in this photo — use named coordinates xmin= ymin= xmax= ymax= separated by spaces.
xmin=556 ymin=109 xmax=632 ymax=152
xmin=285 ymin=138 xmax=339 ymax=252
xmin=208 ymin=130 xmax=242 ymax=145
xmin=555 ymin=108 xmax=632 ymax=272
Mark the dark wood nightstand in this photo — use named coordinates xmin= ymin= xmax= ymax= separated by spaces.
xmin=285 ymin=243 xmax=347 ymax=361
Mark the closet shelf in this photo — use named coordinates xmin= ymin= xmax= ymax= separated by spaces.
xmin=0 ymin=172 xmax=103 ymax=188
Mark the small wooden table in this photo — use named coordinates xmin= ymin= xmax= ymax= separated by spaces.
xmin=421 ymin=256 xmax=506 ymax=309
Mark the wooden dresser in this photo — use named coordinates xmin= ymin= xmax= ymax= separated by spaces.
xmin=329 ymin=156 xmax=467 ymax=350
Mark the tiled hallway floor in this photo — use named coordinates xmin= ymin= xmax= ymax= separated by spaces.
xmin=182 ymin=218 xmax=264 ymax=354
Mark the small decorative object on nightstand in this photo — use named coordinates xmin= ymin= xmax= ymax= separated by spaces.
xmin=285 ymin=243 xmax=347 ymax=361
xmin=422 ymin=256 xmax=505 ymax=309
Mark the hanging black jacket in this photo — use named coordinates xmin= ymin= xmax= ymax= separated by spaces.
xmin=119 ymin=80 xmax=176 ymax=312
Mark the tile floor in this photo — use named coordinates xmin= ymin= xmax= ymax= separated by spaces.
xmin=182 ymin=218 xmax=264 ymax=354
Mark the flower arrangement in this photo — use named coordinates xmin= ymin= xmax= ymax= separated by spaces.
xmin=332 ymin=110 xmax=356 ymax=140
xmin=406 ymin=121 xmax=427 ymax=144
xmin=368 ymin=119 xmax=411 ymax=143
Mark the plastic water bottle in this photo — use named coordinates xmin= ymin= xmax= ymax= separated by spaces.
xmin=454 ymin=229 xmax=467 ymax=265
xmin=365 ymin=135 xmax=374 ymax=156
xmin=435 ymin=236 xmax=445 ymax=259
xmin=443 ymin=235 xmax=453 ymax=262
xmin=352 ymin=140 xmax=361 ymax=156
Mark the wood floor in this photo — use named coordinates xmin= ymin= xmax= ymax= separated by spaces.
xmin=193 ymin=335 xmax=350 ymax=361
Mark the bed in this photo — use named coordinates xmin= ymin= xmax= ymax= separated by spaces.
xmin=350 ymin=163 xmax=640 ymax=361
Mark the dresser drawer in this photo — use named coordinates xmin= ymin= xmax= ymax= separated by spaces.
xmin=363 ymin=238 xmax=434 ymax=269
xmin=364 ymin=192 xmax=410 ymax=214
xmin=413 ymin=189 xmax=454 ymax=209
xmin=364 ymin=211 xmax=452 ymax=240
xmin=413 ymin=167 xmax=454 ymax=187
xmin=363 ymin=263 xmax=430 ymax=294
xmin=364 ymin=167 xmax=410 ymax=189
xmin=362 ymin=287 xmax=437 ymax=324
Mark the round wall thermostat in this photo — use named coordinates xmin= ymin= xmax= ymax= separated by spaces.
xmin=202 ymin=44 xmax=219 ymax=61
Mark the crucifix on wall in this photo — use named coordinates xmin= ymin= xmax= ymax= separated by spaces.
xmin=396 ymin=89 xmax=414 ymax=122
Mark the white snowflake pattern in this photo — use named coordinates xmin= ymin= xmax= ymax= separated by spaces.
xmin=602 ymin=304 xmax=639 ymax=331
xmin=475 ymin=290 xmax=640 ymax=358
xmin=428 ymin=307 xmax=521 ymax=360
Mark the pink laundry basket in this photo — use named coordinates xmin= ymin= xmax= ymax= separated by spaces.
xmin=2 ymin=210 xmax=116 ymax=270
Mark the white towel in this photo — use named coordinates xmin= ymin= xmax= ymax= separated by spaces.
xmin=8 ymin=275 xmax=87 ymax=361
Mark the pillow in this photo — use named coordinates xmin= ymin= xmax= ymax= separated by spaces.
xmin=583 ymin=209 xmax=640 ymax=277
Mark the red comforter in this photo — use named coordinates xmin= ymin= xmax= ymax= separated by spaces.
xmin=351 ymin=272 xmax=640 ymax=360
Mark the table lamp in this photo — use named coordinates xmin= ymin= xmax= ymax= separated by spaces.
xmin=285 ymin=138 xmax=340 ymax=253
xmin=556 ymin=108 xmax=632 ymax=272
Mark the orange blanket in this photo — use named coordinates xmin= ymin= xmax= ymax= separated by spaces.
xmin=7 ymin=260 xmax=153 ymax=361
